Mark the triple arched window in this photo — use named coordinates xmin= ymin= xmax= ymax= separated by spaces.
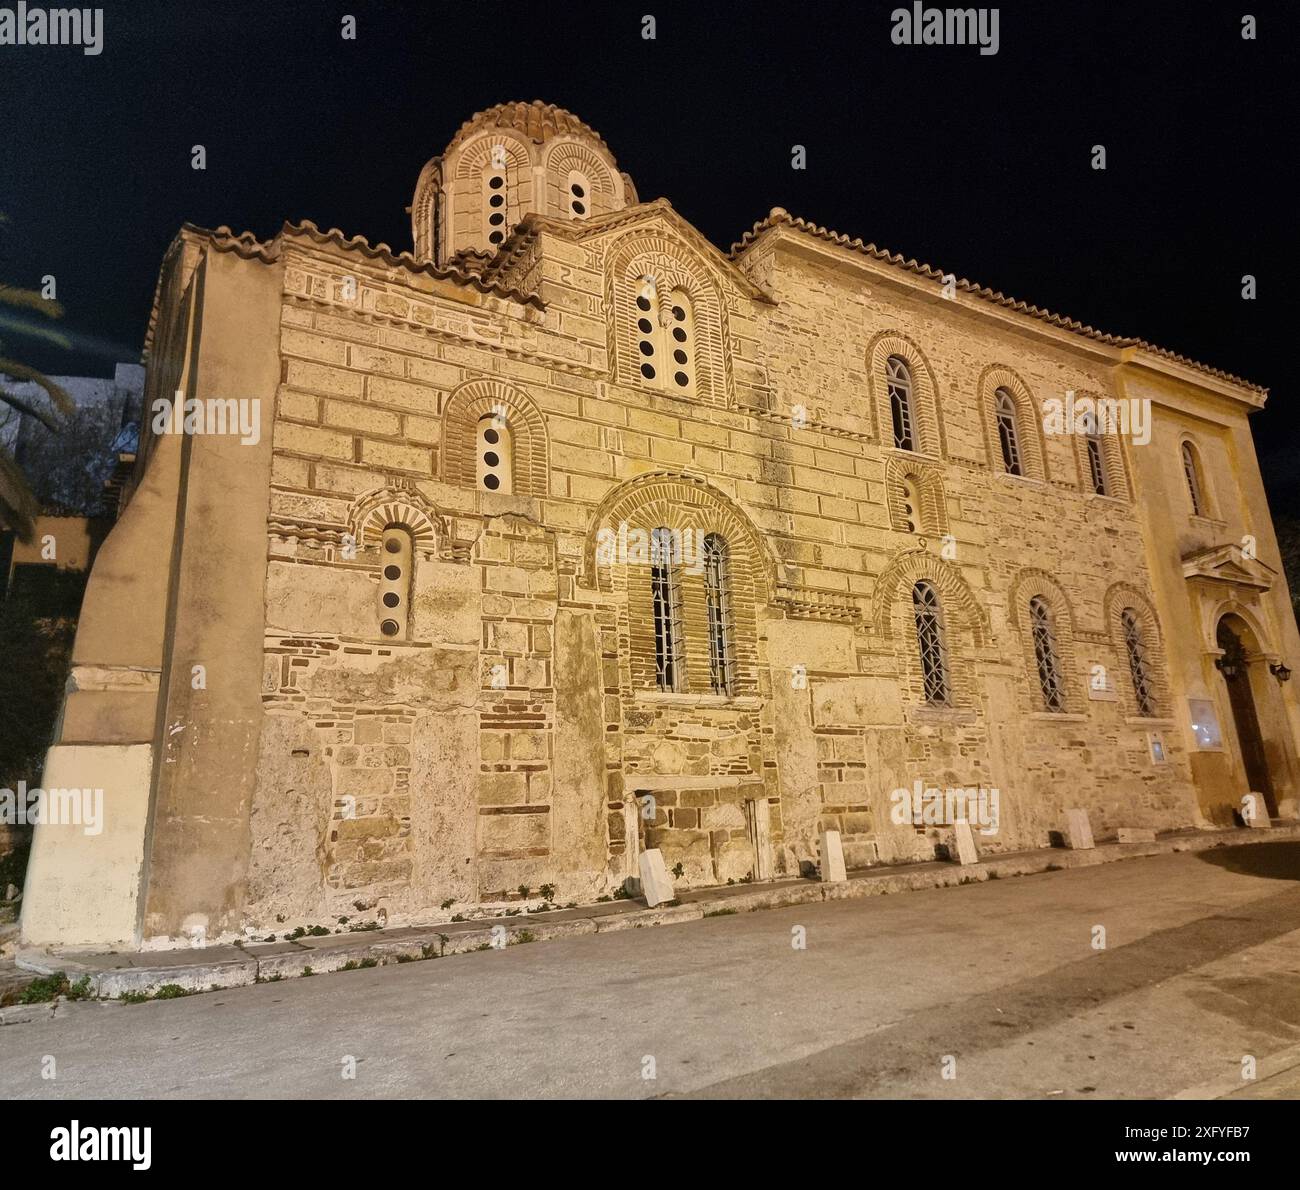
xmin=911 ymin=581 xmax=950 ymax=705
xmin=649 ymin=528 xmax=734 ymax=696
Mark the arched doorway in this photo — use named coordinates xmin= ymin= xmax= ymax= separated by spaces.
xmin=1216 ymin=616 xmax=1278 ymax=819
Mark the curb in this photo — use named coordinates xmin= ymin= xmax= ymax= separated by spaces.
xmin=12 ymin=823 xmax=1300 ymax=1005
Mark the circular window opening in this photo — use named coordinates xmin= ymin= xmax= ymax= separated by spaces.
xmin=483 ymin=451 xmax=500 ymax=467
xmin=637 ymin=317 xmax=653 ymax=334
xmin=672 ymin=306 xmax=686 ymax=322
xmin=380 ymin=619 xmax=400 ymax=636
xmin=382 ymin=592 xmax=400 ymax=609
xmin=489 ymin=193 xmax=504 ymax=208
xmin=572 ymin=200 xmax=586 ymax=216
xmin=489 ymin=212 xmax=504 ymax=226
xmin=571 ymin=182 xmax=585 ymax=198
xmin=674 ymin=372 xmax=689 ymax=388
xmin=484 ymin=474 xmax=501 ymax=491
xmin=483 ymin=427 xmax=500 ymax=445
xmin=640 ymin=363 xmax=656 ymax=380
xmin=636 ymin=296 xmax=651 ymax=312
xmin=638 ymin=340 xmax=655 ymax=356
xmin=489 ymin=231 xmax=503 ymax=244
xmin=383 ymin=565 xmax=401 ymax=581
xmin=673 ymin=349 xmax=688 ymax=365
xmin=672 ymin=327 xmax=687 ymax=343
xmin=488 ymin=175 xmax=504 ymax=189
xmin=384 ymin=538 xmax=401 ymax=553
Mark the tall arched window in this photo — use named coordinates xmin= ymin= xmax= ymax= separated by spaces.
xmin=900 ymin=476 xmax=919 ymax=533
xmin=666 ymin=289 xmax=695 ymax=394
xmin=887 ymin=356 xmax=915 ymax=451
xmin=1085 ymin=424 xmax=1108 ymax=495
xmin=476 ymin=413 xmax=513 ymax=493
xmin=995 ymin=388 xmax=1023 ymax=476
xmin=1181 ymin=442 xmax=1204 ymax=516
xmin=378 ymin=525 xmax=413 ymax=639
xmin=1029 ymin=596 xmax=1066 ymax=711
xmin=912 ymin=581 xmax=949 ymax=705
xmin=650 ymin=527 xmax=684 ymax=692
xmin=702 ymin=534 xmax=733 ymax=695
xmin=1121 ymin=607 xmax=1156 ymax=716
xmin=634 ymin=275 xmax=662 ymax=384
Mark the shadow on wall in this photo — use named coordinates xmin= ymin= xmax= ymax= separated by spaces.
xmin=1195 ymin=842 xmax=1300 ymax=882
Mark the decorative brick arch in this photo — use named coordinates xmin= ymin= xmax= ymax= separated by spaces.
xmin=1008 ymin=568 xmax=1080 ymax=711
xmin=978 ymin=363 xmax=1048 ymax=480
xmin=349 ymin=483 xmax=442 ymax=557
xmin=873 ymin=549 xmax=988 ymax=708
xmin=410 ymin=157 xmax=442 ymax=262
xmin=451 ymin=131 xmax=535 ymax=179
xmin=543 ymin=138 xmax=619 ymax=218
xmin=1069 ymin=388 xmax=1131 ymax=500
xmin=884 ymin=456 xmax=948 ymax=535
xmin=866 ymin=330 xmax=945 ymax=459
xmin=1105 ymin=581 xmax=1171 ymax=716
xmin=441 ymin=379 xmax=549 ymax=497
xmin=605 ymin=231 xmax=733 ymax=406
xmin=583 ymin=472 xmax=773 ymax=696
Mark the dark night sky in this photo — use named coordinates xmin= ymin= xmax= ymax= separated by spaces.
xmin=1 ymin=0 xmax=1295 ymax=504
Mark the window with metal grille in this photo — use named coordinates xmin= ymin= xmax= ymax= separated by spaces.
xmin=650 ymin=526 xmax=685 ymax=692
xmin=1122 ymin=607 xmax=1156 ymax=716
xmin=887 ymin=355 xmax=915 ymax=451
xmin=995 ymin=388 xmax=1022 ymax=475
xmin=912 ymin=581 xmax=949 ymax=705
xmin=1181 ymin=442 xmax=1204 ymax=516
xmin=1086 ymin=431 xmax=1107 ymax=495
xmin=1029 ymin=596 xmax=1066 ymax=711
xmin=703 ymin=533 xmax=733 ymax=695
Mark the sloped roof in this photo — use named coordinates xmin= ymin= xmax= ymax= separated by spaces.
xmin=445 ymin=100 xmax=616 ymax=162
xmin=732 ymin=207 xmax=1267 ymax=396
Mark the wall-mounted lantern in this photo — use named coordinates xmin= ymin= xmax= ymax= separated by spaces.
xmin=1270 ymin=661 xmax=1292 ymax=684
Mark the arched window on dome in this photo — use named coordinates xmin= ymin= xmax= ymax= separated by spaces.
xmin=476 ymin=412 xmax=513 ymax=494
xmin=378 ymin=525 xmax=413 ymax=640
xmin=567 ymin=170 xmax=591 ymax=219
xmin=482 ymin=149 xmax=510 ymax=246
xmin=887 ymin=355 xmax=916 ymax=451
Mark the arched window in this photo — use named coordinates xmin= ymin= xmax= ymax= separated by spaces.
xmin=1085 ymin=428 xmax=1108 ymax=495
xmin=666 ymin=289 xmax=695 ymax=394
xmin=887 ymin=356 xmax=915 ymax=451
xmin=650 ymin=527 xmax=684 ymax=692
xmin=1122 ymin=607 xmax=1156 ymax=716
xmin=634 ymin=275 xmax=662 ymax=384
xmin=912 ymin=581 xmax=949 ymax=705
xmin=567 ymin=171 xmax=591 ymax=219
xmin=483 ymin=155 xmax=509 ymax=246
xmin=900 ymin=476 xmax=919 ymax=533
xmin=378 ymin=525 xmax=413 ymax=639
xmin=1029 ymin=596 xmax=1066 ymax=711
xmin=703 ymin=534 xmax=733 ymax=695
xmin=995 ymin=388 xmax=1022 ymax=476
xmin=1181 ymin=442 xmax=1204 ymax=516
xmin=476 ymin=413 xmax=513 ymax=493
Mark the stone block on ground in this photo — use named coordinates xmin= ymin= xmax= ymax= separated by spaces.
xmin=1117 ymin=827 xmax=1156 ymax=844
xmin=638 ymin=848 xmax=675 ymax=908
xmin=952 ymin=821 xmax=979 ymax=866
xmin=1065 ymin=808 xmax=1095 ymax=850
xmin=1246 ymin=793 xmax=1273 ymax=829
xmin=819 ymin=829 xmax=847 ymax=882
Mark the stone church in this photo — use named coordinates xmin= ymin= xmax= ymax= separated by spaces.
xmin=22 ymin=101 xmax=1300 ymax=949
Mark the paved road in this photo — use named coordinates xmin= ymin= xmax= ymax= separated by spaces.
xmin=3 ymin=844 xmax=1299 ymax=1099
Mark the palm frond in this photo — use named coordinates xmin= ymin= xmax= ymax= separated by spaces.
xmin=0 ymin=284 xmax=65 ymax=320
xmin=0 ymin=447 xmax=38 ymax=541
xmin=0 ymin=357 xmax=74 ymax=422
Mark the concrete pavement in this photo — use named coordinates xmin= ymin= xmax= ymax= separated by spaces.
xmin=1 ymin=842 xmax=1298 ymax=1099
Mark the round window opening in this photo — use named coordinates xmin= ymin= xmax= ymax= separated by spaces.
xmin=483 ymin=451 xmax=500 ymax=467
xmin=384 ymin=538 xmax=401 ymax=553
xmin=640 ymin=363 xmax=656 ymax=380
xmin=380 ymin=619 xmax=400 ymax=637
xmin=673 ymin=349 xmax=688 ymax=365
xmin=636 ymin=296 xmax=651 ymax=312
xmin=383 ymin=565 xmax=401 ymax=581
xmin=571 ymin=182 xmax=585 ymax=198
xmin=672 ymin=306 xmax=686 ymax=321
xmin=484 ymin=474 xmax=501 ymax=491
xmin=489 ymin=193 xmax=503 ymax=208
xmin=637 ymin=318 xmax=653 ymax=334
xmin=382 ymin=592 xmax=400 ymax=609
xmin=488 ymin=175 xmax=503 ymax=189
xmin=572 ymin=201 xmax=586 ymax=216
xmin=674 ymin=372 xmax=689 ymax=388
xmin=483 ymin=427 xmax=500 ymax=445
xmin=638 ymin=339 xmax=655 ymax=356
xmin=489 ymin=231 xmax=503 ymax=244
xmin=672 ymin=327 xmax=687 ymax=343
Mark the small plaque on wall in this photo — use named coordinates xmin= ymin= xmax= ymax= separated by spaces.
xmin=1147 ymin=731 xmax=1168 ymax=765
xmin=1189 ymin=699 xmax=1223 ymax=750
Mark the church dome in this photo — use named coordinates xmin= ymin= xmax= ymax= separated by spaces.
xmin=411 ymin=100 xmax=636 ymax=265
xmin=446 ymin=101 xmax=615 ymax=160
